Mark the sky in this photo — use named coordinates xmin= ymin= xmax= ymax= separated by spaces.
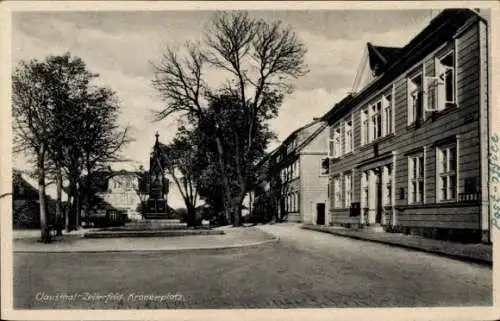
xmin=11 ymin=8 xmax=435 ymax=207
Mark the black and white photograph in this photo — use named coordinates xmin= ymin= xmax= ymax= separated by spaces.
xmin=1 ymin=1 xmax=498 ymax=320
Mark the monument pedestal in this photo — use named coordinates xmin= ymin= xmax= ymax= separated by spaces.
xmin=143 ymin=198 xmax=169 ymax=220
xmin=125 ymin=219 xmax=187 ymax=230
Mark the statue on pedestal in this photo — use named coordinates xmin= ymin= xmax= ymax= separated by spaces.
xmin=145 ymin=132 xmax=170 ymax=219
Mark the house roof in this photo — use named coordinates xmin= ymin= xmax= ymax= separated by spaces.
xmin=367 ymin=43 xmax=402 ymax=76
xmin=323 ymin=8 xmax=482 ymax=124
xmin=12 ymin=169 xmax=68 ymax=201
xmin=12 ymin=170 xmax=39 ymax=198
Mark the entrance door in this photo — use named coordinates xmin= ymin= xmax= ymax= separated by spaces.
xmin=316 ymin=203 xmax=325 ymax=225
xmin=375 ymin=168 xmax=383 ymax=224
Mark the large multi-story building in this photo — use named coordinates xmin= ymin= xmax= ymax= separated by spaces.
xmin=323 ymin=9 xmax=491 ymax=243
xmin=253 ymin=119 xmax=331 ymax=223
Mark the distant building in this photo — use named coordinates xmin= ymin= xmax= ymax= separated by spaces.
xmin=90 ymin=170 xmax=142 ymax=221
xmin=12 ymin=170 xmax=65 ymax=228
xmin=253 ymin=119 xmax=330 ymax=223
xmin=324 ymin=9 xmax=491 ymax=243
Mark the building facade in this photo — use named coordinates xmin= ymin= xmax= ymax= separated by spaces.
xmin=254 ymin=120 xmax=330 ymax=224
xmin=93 ymin=170 xmax=142 ymax=221
xmin=324 ymin=9 xmax=490 ymax=243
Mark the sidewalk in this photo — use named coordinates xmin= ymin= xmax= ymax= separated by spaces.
xmin=302 ymin=224 xmax=492 ymax=265
xmin=13 ymin=227 xmax=278 ymax=253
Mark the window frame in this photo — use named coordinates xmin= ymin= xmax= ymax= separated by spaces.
xmin=344 ymin=172 xmax=352 ymax=208
xmin=360 ymin=107 xmax=369 ymax=146
xmin=407 ymin=71 xmax=424 ymax=126
xmin=344 ymin=117 xmax=353 ymax=154
xmin=408 ymin=150 xmax=426 ymax=204
xmin=435 ymin=49 xmax=456 ymax=109
xmin=361 ymin=171 xmax=369 ymax=209
xmin=383 ymin=165 xmax=393 ymax=206
xmin=436 ymin=141 xmax=459 ymax=202
xmin=382 ymin=92 xmax=393 ymax=136
xmin=320 ymin=156 xmax=330 ymax=176
xmin=334 ymin=125 xmax=342 ymax=157
xmin=333 ymin=175 xmax=343 ymax=208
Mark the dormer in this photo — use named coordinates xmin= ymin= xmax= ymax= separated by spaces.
xmin=351 ymin=43 xmax=402 ymax=93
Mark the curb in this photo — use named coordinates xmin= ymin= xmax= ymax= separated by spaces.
xmin=302 ymin=225 xmax=492 ymax=266
xmin=13 ymin=235 xmax=280 ymax=254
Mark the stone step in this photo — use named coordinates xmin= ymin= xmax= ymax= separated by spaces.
xmin=364 ymin=224 xmax=385 ymax=233
xmin=142 ymin=213 xmax=173 ymax=220
xmin=83 ymin=229 xmax=225 ymax=238
xmin=133 ymin=219 xmax=183 ymax=224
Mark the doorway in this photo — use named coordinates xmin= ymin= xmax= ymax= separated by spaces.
xmin=316 ymin=203 xmax=325 ymax=225
xmin=375 ymin=168 xmax=383 ymax=224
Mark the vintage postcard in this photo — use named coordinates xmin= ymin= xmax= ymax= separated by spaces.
xmin=1 ymin=1 xmax=499 ymax=320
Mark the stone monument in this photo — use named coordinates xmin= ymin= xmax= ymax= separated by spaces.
xmin=144 ymin=132 xmax=170 ymax=219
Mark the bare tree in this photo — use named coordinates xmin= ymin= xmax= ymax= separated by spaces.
xmin=152 ymin=12 xmax=307 ymax=226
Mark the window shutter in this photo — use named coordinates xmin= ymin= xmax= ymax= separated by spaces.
xmin=435 ymin=58 xmax=446 ymax=111
xmin=407 ymin=78 xmax=414 ymax=125
xmin=408 ymin=157 xmax=413 ymax=203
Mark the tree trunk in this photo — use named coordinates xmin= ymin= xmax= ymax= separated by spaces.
xmin=232 ymin=189 xmax=246 ymax=227
xmin=186 ymin=203 xmax=197 ymax=227
xmin=37 ymin=146 xmax=50 ymax=243
xmin=75 ymin=182 xmax=81 ymax=229
xmin=84 ymin=164 xmax=92 ymax=227
xmin=55 ymin=167 xmax=63 ymax=236
xmin=214 ymin=135 xmax=233 ymax=225
xmin=65 ymin=195 xmax=71 ymax=232
xmin=66 ymin=181 xmax=75 ymax=232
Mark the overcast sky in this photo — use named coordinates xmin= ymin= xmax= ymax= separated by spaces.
xmin=12 ymin=9 xmax=434 ymax=173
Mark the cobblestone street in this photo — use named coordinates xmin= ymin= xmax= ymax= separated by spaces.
xmin=14 ymin=224 xmax=491 ymax=309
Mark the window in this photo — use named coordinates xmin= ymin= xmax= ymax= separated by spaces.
xmin=333 ymin=126 xmax=342 ymax=157
xmin=427 ymin=51 xmax=455 ymax=112
xmin=344 ymin=119 xmax=353 ymax=153
xmin=407 ymin=74 xmax=424 ymax=125
xmin=328 ymin=128 xmax=335 ymax=157
xmin=371 ymin=101 xmax=382 ymax=140
xmin=320 ymin=157 xmax=329 ymax=176
xmin=408 ymin=154 xmax=425 ymax=203
xmin=334 ymin=176 xmax=342 ymax=208
xmin=361 ymin=108 xmax=369 ymax=145
xmin=438 ymin=52 xmax=455 ymax=106
xmin=437 ymin=144 xmax=457 ymax=201
xmin=382 ymin=94 xmax=393 ymax=136
xmin=344 ymin=173 xmax=352 ymax=208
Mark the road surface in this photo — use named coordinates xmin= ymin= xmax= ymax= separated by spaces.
xmin=13 ymin=223 xmax=491 ymax=308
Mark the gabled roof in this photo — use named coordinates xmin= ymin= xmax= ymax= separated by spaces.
xmin=367 ymin=43 xmax=402 ymax=76
xmin=280 ymin=118 xmax=323 ymax=151
xmin=324 ymin=9 xmax=482 ymax=124
xmin=12 ymin=170 xmax=39 ymax=198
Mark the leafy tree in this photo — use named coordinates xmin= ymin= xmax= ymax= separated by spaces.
xmin=13 ymin=57 xmax=59 ymax=242
xmin=13 ymin=53 xmax=129 ymax=238
xmin=152 ymin=12 xmax=307 ymax=226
